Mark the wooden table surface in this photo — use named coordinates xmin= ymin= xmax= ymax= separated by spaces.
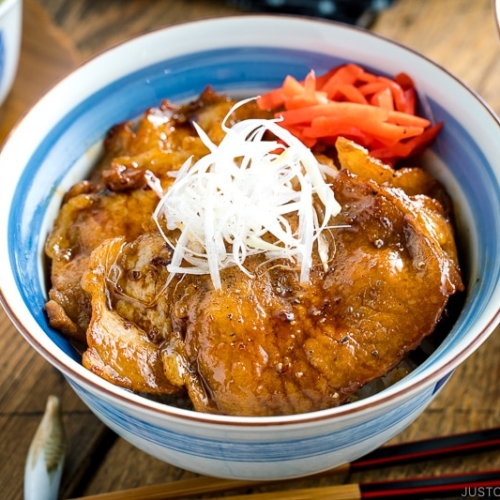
xmin=1 ymin=0 xmax=500 ymax=498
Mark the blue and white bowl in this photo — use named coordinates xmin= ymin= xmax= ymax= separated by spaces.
xmin=1 ymin=16 xmax=500 ymax=480
xmin=0 ymin=0 xmax=21 ymax=106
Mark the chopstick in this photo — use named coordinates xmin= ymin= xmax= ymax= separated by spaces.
xmin=359 ymin=469 xmax=500 ymax=498
xmin=65 ymin=473 xmax=350 ymax=500
xmin=351 ymin=425 xmax=500 ymax=471
xmin=67 ymin=426 xmax=500 ymax=500
xmin=201 ymin=469 xmax=500 ymax=499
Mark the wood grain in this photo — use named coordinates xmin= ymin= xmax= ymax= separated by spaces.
xmin=0 ymin=0 xmax=79 ymax=142
xmin=373 ymin=0 xmax=500 ymax=112
xmin=2 ymin=0 xmax=500 ymax=498
xmin=39 ymin=0 xmax=243 ymax=60
xmin=0 ymin=1 xmax=112 ymax=499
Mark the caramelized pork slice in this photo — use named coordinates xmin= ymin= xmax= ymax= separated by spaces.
xmin=45 ymin=187 xmax=160 ymax=344
xmin=81 ymin=235 xmax=181 ymax=395
xmin=161 ymin=169 xmax=463 ymax=416
xmin=335 ymin=137 xmax=452 ymax=206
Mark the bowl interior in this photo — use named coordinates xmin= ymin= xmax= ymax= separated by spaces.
xmin=2 ymin=16 xmax=500 ymax=420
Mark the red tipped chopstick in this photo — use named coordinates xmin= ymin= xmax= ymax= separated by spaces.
xmin=351 ymin=426 xmax=500 ymax=471
xmin=359 ymin=469 xmax=500 ymax=498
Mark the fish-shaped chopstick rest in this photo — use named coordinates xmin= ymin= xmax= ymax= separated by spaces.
xmin=24 ymin=395 xmax=66 ymax=500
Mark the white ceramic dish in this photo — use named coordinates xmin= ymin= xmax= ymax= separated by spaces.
xmin=1 ymin=16 xmax=500 ymax=480
xmin=0 ymin=0 xmax=22 ymax=106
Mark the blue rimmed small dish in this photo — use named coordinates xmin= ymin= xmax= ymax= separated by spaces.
xmin=0 ymin=0 xmax=21 ymax=107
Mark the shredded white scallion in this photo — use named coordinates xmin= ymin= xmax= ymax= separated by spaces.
xmin=152 ymin=98 xmax=342 ymax=289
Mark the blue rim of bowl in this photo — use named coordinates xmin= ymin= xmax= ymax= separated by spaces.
xmin=2 ymin=15 xmax=500 ymax=426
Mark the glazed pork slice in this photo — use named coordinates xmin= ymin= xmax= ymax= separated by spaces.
xmin=44 ymin=184 xmax=161 ymax=345
xmin=81 ymin=234 xmax=182 ymax=395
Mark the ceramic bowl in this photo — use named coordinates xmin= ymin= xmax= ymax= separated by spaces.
xmin=1 ymin=16 xmax=500 ymax=481
xmin=0 ymin=0 xmax=22 ymax=106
